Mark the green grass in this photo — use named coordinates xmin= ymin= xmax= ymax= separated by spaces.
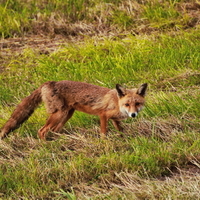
xmin=0 ymin=0 xmax=200 ymax=199
xmin=1 ymin=30 xmax=200 ymax=199
xmin=0 ymin=0 xmax=198 ymax=37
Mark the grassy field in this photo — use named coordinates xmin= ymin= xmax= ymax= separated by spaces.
xmin=0 ymin=0 xmax=200 ymax=199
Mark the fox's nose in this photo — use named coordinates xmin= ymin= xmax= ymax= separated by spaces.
xmin=131 ymin=113 xmax=137 ymax=118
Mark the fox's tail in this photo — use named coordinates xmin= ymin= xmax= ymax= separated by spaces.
xmin=0 ymin=87 xmax=42 ymax=139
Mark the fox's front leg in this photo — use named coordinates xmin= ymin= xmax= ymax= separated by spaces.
xmin=112 ymin=120 xmax=123 ymax=132
xmin=99 ymin=115 xmax=108 ymax=138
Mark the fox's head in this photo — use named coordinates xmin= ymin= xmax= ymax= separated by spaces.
xmin=116 ymin=83 xmax=148 ymax=118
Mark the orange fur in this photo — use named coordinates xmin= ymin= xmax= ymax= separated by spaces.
xmin=0 ymin=81 xmax=147 ymax=140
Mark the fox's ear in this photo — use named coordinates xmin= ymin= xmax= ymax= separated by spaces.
xmin=137 ymin=83 xmax=148 ymax=97
xmin=116 ymin=84 xmax=126 ymax=98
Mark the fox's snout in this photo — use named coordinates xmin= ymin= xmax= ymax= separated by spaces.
xmin=131 ymin=112 xmax=137 ymax=118
xmin=120 ymin=104 xmax=143 ymax=119
xmin=127 ymin=111 xmax=138 ymax=118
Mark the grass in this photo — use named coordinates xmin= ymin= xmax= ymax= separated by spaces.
xmin=0 ymin=0 xmax=199 ymax=37
xmin=0 ymin=0 xmax=200 ymax=199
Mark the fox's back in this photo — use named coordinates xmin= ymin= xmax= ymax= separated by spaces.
xmin=57 ymin=80 xmax=110 ymax=99
xmin=41 ymin=81 xmax=111 ymax=113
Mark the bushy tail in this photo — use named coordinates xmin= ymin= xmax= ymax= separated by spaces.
xmin=0 ymin=87 xmax=42 ymax=139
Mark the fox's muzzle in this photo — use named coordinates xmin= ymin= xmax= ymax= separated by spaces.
xmin=129 ymin=112 xmax=138 ymax=118
xmin=131 ymin=113 xmax=137 ymax=118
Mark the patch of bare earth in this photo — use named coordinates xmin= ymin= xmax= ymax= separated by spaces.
xmin=177 ymin=2 xmax=200 ymax=28
xmin=0 ymin=35 xmax=68 ymax=56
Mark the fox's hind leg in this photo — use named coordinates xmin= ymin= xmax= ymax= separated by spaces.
xmin=38 ymin=108 xmax=75 ymax=140
xmin=54 ymin=108 xmax=75 ymax=133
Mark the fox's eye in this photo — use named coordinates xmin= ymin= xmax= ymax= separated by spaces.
xmin=125 ymin=103 xmax=129 ymax=107
xmin=136 ymin=102 xmax=140 ymax=106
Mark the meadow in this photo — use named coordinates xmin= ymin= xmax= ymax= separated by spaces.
xmin=0 ymin=0 xmax=200 ymax=199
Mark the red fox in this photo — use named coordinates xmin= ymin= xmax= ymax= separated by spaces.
xmin=0 ymin=81 xmax=147 ymax=140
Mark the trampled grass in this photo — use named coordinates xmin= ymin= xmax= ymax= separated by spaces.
xmin=0 ymin=0 xmax=200 ymax=199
